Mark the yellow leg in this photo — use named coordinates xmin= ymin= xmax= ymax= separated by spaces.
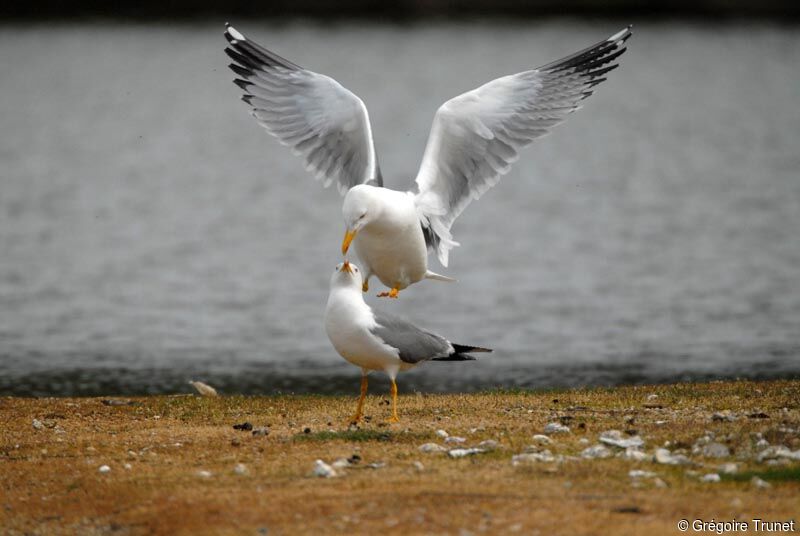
xmin=362 ymin=279 xmax=369 ymax=293
xmin=385 ymin=378 xmax=400 ymax=423
xmin=377 ymin=287 xmax=399 ymax=299
xmin=349 ymin=375 xmax=369 ymax=425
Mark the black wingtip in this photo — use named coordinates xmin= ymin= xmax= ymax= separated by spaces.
xmin=452 ymin=343 xmax=493 ymax=354
xmin=225 ymin=21 xmax=230 ymax=27
xmin=233 ymin=78 xmax=251 ymax=91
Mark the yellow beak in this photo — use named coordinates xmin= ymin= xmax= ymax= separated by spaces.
xmin=341 ymin=261 xmax=353 ymax=274
xmin=341 ymin=229 xmax=357 ymax=255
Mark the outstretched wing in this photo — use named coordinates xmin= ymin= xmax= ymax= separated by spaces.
xmin=414 ymin=26 xmax=632 ymax=266
xmin=224 ymin=24 xmax=382 ymax=194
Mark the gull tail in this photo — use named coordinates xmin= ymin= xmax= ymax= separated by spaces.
xmin=425 ymin=270 xmax=457 ymax=283
xmin=433 ymin=343 xmax=493 ymax=361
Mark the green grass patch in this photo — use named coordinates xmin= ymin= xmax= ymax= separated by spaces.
xmin=721 ymin=465 xmax=800 ymax=483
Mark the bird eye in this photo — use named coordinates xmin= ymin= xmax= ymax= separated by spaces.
xmin=354 ymin=267 xmax=359 ymax=272
xmin=358 ymin=213 xmax=366 ymax=220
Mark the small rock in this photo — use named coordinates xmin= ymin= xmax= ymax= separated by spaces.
xmin=628 ymin=470 xmax=656 ymax=479
xmin=512 ymin=450 xmax=555 ymax=464
xmin=653 ymin=478 xmax=668 ymax=488
xmin=123 ymin=463 xmax=132 ymax=470
xmin=654 ymin=448 xmax=691 ymax=465
xmin=578 ymin=438 xmax=590 ymax=445
xmin=98 ymin=465 xmax=111 ymax=473
xmin=718 ymin=462 xmax=738 ymax=474
xmin=188 ymin=380 xmax=218 ymax=397
xmin=599 ymin=430 xmax=644 ymax=449
xmin=366 ymin=462 xmax=386 ymax=469
xmin=544 ymin=422 xmax=570 ymax=434
xmin=435 ymin=429 xmax=449 ymax=439
xmin=332 ymin=458 xmax=351 ymax=469
xmin=418 ymin=443 xmax=447 ymax=453
xmin=234 ymin=463 xmax=248 ymax=475
xmin=231 ymin=438 xmax=241 ymax=447
xmin=532 ymin=434 xmax=552 ymax=445
xmin=646 ymin=394 xmax=659 ymax=401
xmin=655 ymin=420 xmax=668 ymax=426
xmin=233 ymin=422 xmax=253 ymax=431
xmin=477 ymin=439 xmax=500 ymax=450
xmin=312 ymin=460 xmax=337 ymax=478
xmin=252 ymin=427 xmax=270 ymax=437
xmin=444 ymin=436 xmax=466 ymax=444
xmin=32 ymin=419 xmax=44 ymax=430
xmin=622 ymin=448 xmax=649 ymax=461
xmin=448 ymin=448 xmax=485 ymax=458
xmin=101 ymin=399 xmax=139 ymax=406
xmin=702 ymin=442 xmax=731 ymax=458
xmin=347 ymin=454 xmax=362 ymax=465
xmin=711 ymin=411 xmax=737 ymax=422
xmin=412 ymin=461 xmax=425 ymax=471
xmin=750 ymin=476 xmax=771 ymax=489
xmin=581 ymin=445 xmax=612 ymax=459
xmin=701 ymin=473 xmax=721 ymax=483
xmin=748 ymin=412 xmax=769 ymax=419
xmin=197 ymin=470 xmax=212 ymax=478
xmin=303 ymin=427 xmax=311 ymax=434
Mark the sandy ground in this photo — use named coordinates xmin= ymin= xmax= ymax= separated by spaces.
xmin=1 ymin=380 xmax=799 ymax=535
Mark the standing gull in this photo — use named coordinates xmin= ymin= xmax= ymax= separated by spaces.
xmin=225 ymin=25 xmax=632 ymax=298
xmin=324 ymin=261 xmax=491 ymax=423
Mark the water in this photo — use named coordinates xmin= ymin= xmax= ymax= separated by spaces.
xmin=1 ymin=21 xmax=799 ymax=396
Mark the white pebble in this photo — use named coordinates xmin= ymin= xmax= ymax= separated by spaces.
xmin=532 ymin=434 xmax=552 ymax=445
xmin=448 ymin=448 xmax=485 ymax=458
xmin=543 ymin=422 xmax=570 ymax=434
xmin=435 ymin=429 xmax=449 ymax=438
xmin=751 ymin=476 xmax=771 ymax=489
xmin=512 ymin=450 xmax=555 ymax=464
xmin=197 ymin=470 xmax=212 ymax=478
xmin=98 ymin=465 xmax=111 ymax=473
xmin=418 ymin=443 xmax=447 ymax=453
xmin=599 ymin=430 xmax=645 ymax=449
xmin=234 ymin=463 xmax=248 ymax=475
xmin=477 ymin=439 xmax=500 ymax=450
xmin=312 ymin=460 xmax=337 ymax=478
xmin=32 ymin=419 xmax=44 ymax=430
xmin=188 ymin=380 xmax=218 ymax=397
xmin=444 ymin=436 xmax=466 ymax=444
xmin=701 ymin=473 xmax=721 ymax=483
xmin=581 ymin=445 xmax=612 ymax=459
xmin=123 ymin=463 xmax=132 ymax=470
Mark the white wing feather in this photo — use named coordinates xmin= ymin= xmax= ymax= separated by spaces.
xmin=414 ymin=26 xmax=632 ymax=266
xmin=225 ymin=25 xmax=382 ymax=194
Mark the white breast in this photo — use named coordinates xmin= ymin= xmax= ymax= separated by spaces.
xmin=354 ymin=191 xmax=428 ymax=290
xmin=324 ymin=287 xmax=405 ymax=374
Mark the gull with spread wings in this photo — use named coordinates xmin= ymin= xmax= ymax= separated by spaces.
xmin=224 ymin=24 xmax=632 ymax=298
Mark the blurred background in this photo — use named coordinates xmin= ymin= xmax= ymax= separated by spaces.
xmin=1 ymin=4 xmax=798 ymax=396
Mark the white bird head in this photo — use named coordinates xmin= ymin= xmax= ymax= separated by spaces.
xmin=331 ymin=260 xmax=363 ymax=289
xmin=341 ymin=185 xmax=381 ymax=254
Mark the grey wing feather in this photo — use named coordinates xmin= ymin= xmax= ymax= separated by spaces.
xmin=413 ymin=26 xmax=632 ymax=267
xmin=370 ymin=310 xmax=452 ymax=364
xmin=224 ymin=24 xmax=382 ymax=194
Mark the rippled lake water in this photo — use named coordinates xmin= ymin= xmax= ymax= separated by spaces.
xmin=1 ymin=21 xmax=799 ymax=396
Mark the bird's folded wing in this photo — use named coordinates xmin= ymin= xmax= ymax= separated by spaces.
xmin=413 ymin=26 xmax=632 ymax=267
xmin=370 ymin=310 xmax=452 ymax=364
xmin=225 ymin=25 xmax=382 ymax=194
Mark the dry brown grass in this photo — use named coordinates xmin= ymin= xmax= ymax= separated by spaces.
xmin=1 ymin=380 xmax=799 ymax=535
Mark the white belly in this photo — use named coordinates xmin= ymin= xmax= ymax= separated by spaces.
xmin=354 ymin=218 xmax=428 ymax=290
xmin=324 ymin=291 xmax=408 ymax=375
